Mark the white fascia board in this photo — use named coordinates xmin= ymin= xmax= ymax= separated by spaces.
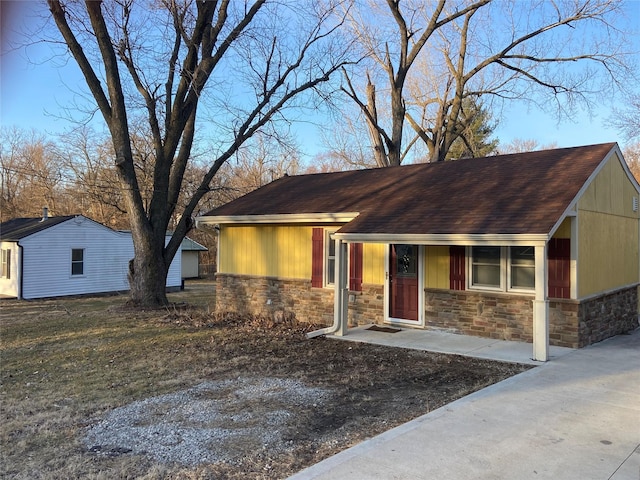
xmin=333 ymin=233 xmax=549 ymax=246
xmin=195 ymin=212 xmax=359 ymax=227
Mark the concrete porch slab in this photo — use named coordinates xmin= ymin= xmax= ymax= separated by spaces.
xmin=329 ymin=325 xmax=575 ymax=365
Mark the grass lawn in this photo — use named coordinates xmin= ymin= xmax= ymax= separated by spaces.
xmin=0 ymin=280 xmax=530 ymax=479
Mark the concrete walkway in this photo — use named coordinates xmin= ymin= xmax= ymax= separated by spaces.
xmin=290 ymin=328 xmax=640 ymax=480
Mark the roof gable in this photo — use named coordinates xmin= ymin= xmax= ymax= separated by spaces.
xmin=201 ymin=143 xmax=617 ymax=236
xmin=181 ymin=237 xmax=208 ymax=251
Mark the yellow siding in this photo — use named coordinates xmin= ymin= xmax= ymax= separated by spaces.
xmin=553 ymin=217 xmax=571 ymax=239
xmin=363 ymin=243 xmax=385 ymax=284
xmin=577 ymin=153 xmax=640 ymax=297
xmin=218 ymin=225 xmax=312 ymax=279
xmin=220 ymin=227 xmax=388 ymax=284
xmin=425 ymin=246 xmax=450 ymax=289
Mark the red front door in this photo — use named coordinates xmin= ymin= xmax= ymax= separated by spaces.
xmin=390 ymin=244 xmax=419 ymax=321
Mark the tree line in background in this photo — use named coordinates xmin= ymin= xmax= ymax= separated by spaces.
xmin=1 ymin=0 xmax=638 ymax=306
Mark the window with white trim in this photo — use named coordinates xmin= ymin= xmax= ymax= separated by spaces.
xmin=469 ymin=246 xmax=535 ymax=292
xmin=509 ymin=246 xmax=535 ymax=290
xmin=71 ymin=248 xmax=84 ymax=276
xmin=1 ymin=249 xmax=10 ymax=279
xmin=324 ymin=230 xmax=336 ymax=286
xmin=471 ymin=246 xmax=501 ymax=289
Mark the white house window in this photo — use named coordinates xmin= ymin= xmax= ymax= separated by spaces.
xmin=469 ymin=246 xmax=535 ymax=292
xmin=471 ymin=246 xmax=501 ymax=289
xmin=325 ymin=230 xmax=336 ymax=286
xmin=71 ymin=248 xmax=84 ymax=276
xmin=1 ymin=249 xmax=10 ymax=279
xmin=510 ymin=246 xmax=535 ymax=290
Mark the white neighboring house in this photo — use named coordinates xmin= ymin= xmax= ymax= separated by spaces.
xmin=0 ymin=214 xmax=182 ymax=299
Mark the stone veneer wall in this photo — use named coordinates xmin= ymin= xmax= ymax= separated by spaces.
xmin=424 ymin=288 xmax=536 ymax=343
xmin=215 ymin=274 xmax=384 ymax=327
xmin=217 ymin=274 xmax=638 ymax=348
xmin=577 ymin=285 xmax=639 ymax=347
xmin=425 ymin=286 xmax=639 ymax=348
xmin=548 ymin=299 xmax=580 ymax=348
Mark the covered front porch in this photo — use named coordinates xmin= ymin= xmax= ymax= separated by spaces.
xmin=314 ymin=234 xmax=555 ymax=362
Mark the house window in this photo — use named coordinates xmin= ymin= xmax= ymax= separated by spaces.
xmin=311 ymin=228 xmax=361 ymax=290
xmin=325 ymin=230 xmax=336 ymax=286
xmin=469 ymin=246 xmax=535 ymax=292
xmin=510 ymin=246 xmax=535 ymax=290
xmin=471 ymin=246 xmax=501 ymax=289
xmin=1 ymin=249 xmax=10 ymax=279
xmin=71 ymin=248 xmax=84 ymax=276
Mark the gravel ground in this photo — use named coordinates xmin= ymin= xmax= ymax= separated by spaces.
xmin=84 ymin=377 xmax=331 ymax=467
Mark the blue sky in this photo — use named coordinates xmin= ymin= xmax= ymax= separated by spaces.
xmin=1 ymin=1 xmax=638 ymax=159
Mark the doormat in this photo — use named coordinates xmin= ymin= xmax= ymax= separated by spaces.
xmin=366 ymin=325 xmax=402 ymax=333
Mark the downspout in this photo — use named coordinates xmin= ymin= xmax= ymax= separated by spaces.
xmin=307 ymin=239 xmax=349 ymax=338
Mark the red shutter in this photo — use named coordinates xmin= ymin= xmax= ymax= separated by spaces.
xmin=548 ymin=238 xmax=570 ymax=299
xmin=349 ymin=243 xmax=363 ymax=291
xmin=449 ymin=246 xmax=466 ymax=290
xmin=311 ymin=228 xmax=324 ymax=288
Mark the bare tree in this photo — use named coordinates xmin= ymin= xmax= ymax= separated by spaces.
xmin=0 ymin=127 xmax=68 ymax=221
xmin=46 ymin=0 xmax=353 ymax=306
xmin=58 ymin=128 xmax=129 ymax=227
xmin=222 ymin=134 xmax=303 ymax=200
xmin=498 ymin=138 xmax=559 ymax=155
xmin=611 ymin=92 xmax=640 ymax=142
xmin=623 ymin=141 xmax=640 ymax=183
xmin=341 ymin=0 xmax=633 ymax=165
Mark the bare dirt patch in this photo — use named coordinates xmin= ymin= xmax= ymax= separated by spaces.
xmin=0 ymin=283 xmax=531 ymax=479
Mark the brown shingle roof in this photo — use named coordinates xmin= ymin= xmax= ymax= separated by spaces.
xmin=203 ymin=143 xmax=616 ymax=235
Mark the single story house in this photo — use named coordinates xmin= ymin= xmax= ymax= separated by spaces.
xmin=196 ymin=143 xmax=640 ymax=361
xmin=0 ymin=213 xmax=182 ymax=299
xmin=180 ymin=237 xmax=208 ymax=279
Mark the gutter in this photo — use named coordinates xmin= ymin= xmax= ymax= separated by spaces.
xmin=195 ymin=212 xmax=359 ymax=226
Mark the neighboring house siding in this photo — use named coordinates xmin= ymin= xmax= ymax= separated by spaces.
xmin=0 ymin=242 xmax=19 ymax=297
xmin=577 ymin=154 xmax=640 ymax=297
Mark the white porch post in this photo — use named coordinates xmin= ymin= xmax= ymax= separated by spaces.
xmin=533 ymin=243 xmax=549 ymax=361
xmin=333 ymin=239 xmax=349 ymax=336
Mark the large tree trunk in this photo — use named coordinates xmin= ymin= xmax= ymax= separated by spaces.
xmin=387 ymin=84 xmax=405 ymax=166
xmin=128 ymin=229 xmax=170 ymax=307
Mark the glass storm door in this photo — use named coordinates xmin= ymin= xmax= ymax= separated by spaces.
xmin=389 ymin=244 xmax=419 ymax=321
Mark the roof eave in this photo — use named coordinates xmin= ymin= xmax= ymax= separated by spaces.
xmin=333 ymin=232 xmax=550 ymax=246
xmin=195 ymin=212 xmax=360 ymax=226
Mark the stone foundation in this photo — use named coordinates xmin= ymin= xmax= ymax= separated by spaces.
xmin=577 ymin=286 xmax=639 ymax=347
xmin=216 ymin=274 xmax=638 ymax=348
xmin=548 ymin=299 xmax=581 ymax=347
xmin=215 ymin=274 xmax=383 ymax=327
